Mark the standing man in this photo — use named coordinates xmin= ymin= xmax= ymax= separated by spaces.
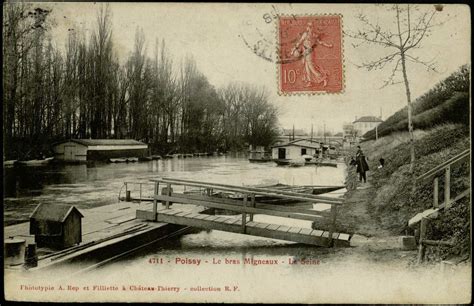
xmin=355 ymin=146 xmax=369 ymax=183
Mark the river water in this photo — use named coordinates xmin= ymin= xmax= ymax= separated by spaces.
xmin=4 ymin=155 xmax=471 ymax=303
xmin=3 ymin=154 xmax=345 ymax=225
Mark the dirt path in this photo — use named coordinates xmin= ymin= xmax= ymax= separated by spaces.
xmin=338 ymin=183 xmax=392 ymax=238
xmin=331 ymin=182 xmax=420 ymax=265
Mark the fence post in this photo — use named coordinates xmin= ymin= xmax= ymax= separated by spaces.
xmin=417 ymin=217 xmax=428 ymax=264
xmin=249 ymin=193 xmax=255 ymax=222
xmin=153 ymin=182 xmax=159 ymax=221
xmin=242 ymin=195 xmax=247 ymax=234
xmin=433 ymin=177 xmax=439 ymax=208
xmin=166 ymin=183 xmax=172 ymax=209
xmin=328 ymin=204 xmax=337 ymax=247
xmin=125 ymin=182 xmax=128 ymax=200
xmin=139 ymin=183 xmax=142 ymax=204
xmin=444 ymin=166 xmax=451 ymax=208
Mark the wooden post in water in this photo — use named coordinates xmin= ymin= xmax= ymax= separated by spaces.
xmin=153 ymin=182 xmax=159 ymax=221
xmin=417 ymin=217 xmax=428 ymax=264
xmin=242 ymin=195 xmax=247 ymax=234
xmin=249 ymin=194 xmax=255 ymax=221
xmin=433 ymin=177 xmax=439 ymax=208
xmin=444 ymin=166 xmax=451 ymax=208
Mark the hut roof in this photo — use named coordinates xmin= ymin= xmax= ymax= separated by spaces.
xmin=54 ymin=139 xmax=146 ymax=147
xmin=30 ymin=204 xmax=83 ymax=223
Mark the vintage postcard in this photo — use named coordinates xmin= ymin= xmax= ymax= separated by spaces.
xmin=2 ymin=2 xmax=471 ymax=304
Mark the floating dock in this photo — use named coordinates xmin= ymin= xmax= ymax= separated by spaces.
xmin=4 ymin=201 xmax=200 ymax=271
xmin=4 ymin=178 xmax=352 ymax=271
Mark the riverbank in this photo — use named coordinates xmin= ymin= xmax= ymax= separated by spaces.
xmin=339 ymin=124 xmax=470 ymax=263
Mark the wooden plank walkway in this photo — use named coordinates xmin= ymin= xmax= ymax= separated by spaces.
xmin=137 ymin=208 xmax=351 ymax=247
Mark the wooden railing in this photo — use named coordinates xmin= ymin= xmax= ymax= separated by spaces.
xmin=120 ymin=182 xmax=156 ymax=203
xmin=414 ymin=149 xmax=470 ymax=263
xmin=416 ymin=149 xmax=470 ymax=210
xmin=148 ymin=177 xmax=344 ymax=246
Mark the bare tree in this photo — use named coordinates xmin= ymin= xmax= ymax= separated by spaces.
xmin=346 ymin=4 xmax=444 ymax=173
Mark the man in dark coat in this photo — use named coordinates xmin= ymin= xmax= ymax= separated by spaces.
xmin=355 ymin=146 xmax=369 ymax=183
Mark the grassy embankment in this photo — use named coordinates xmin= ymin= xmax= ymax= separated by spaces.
xmin=341 ymin=65 xmax=470 ymax=262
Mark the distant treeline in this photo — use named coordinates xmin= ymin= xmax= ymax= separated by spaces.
xmin=3 ymin=4 xmax=279 ymax=159
xmin=364 ymin=65 xmax=470 ymax=140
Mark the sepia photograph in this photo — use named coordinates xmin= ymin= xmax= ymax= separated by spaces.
xmin=2 ymin=2 xmax=471 ymax=303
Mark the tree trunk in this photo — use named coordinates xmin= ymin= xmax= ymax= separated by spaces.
xmin=400 ymin=52 xmax=415 ymax=173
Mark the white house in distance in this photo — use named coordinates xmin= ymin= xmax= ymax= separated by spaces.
xmin=342 ymin=123 xmax=355 ymax=139
xmin=52 ymin=139 xmax=148 ymax=162
xmin=271 ymin=139 xmax=320 ymax=160
xmin=353 ymin=116 xmax=383 ymax=137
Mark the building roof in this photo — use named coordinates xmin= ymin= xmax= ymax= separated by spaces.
xmin=272 ymin=139 xmax=321 ymax=149
xmin=30 ymin=204 xmax=84 ymax=222
xmin=353 ymin=116 xmax=383 ymax=123
xmin=55 ymin=139 xmax=146 ymax=146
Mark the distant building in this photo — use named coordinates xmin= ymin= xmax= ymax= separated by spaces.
xmin=52 ymin=139 xmax=148 ymax=162
xmin=353 ymin=116 xmax=383 ymax=137
xmin=342 ymin=123 xmax=355 ymax=139
xmin=271 ymin=139 xmax=320 ymax=160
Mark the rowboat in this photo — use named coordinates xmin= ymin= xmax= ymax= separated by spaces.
xmin=109 ymin=158 xmax=127 ymax=163
xmin=4 ymin=160 xmax=17 ymax=167
xmin=273 ymin=159 xmax=291 ymax=166
xmin=185 ymin=183 xmax=344 ymax=205
xmin=248 ymin=157 xmax=272 ymax=163
xmin=288 ymin=159 xmax=305 ymax=167
xmin=109 ymin=157 xmax=139 ymax=163
xmin=14 ymin=157 xmax=53 ymax=166
xmin=252 ymin=183 xmax=344 ymax=196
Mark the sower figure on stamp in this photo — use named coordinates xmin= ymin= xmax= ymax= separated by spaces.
xmin=290 ymin=22 xmax=333 ymax=87
xmin=355 ymin=146 xmax=369 ymax=183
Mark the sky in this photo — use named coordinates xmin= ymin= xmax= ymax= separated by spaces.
xmin=41 ymin=3 xmax=470 ymax=133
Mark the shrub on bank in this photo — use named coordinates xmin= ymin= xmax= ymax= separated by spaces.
xmin=363 ymin=124 xmax=470 ymax=261
xmin=368 ymin=124 xmax=469 ymax=187
xmin=364 ymin=65 xmax=470 ymax=140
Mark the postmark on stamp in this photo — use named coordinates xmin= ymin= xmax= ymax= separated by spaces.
xmin=278 ymin=15 xmax=343 ymax=95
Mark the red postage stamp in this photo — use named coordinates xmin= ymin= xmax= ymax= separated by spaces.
xmin=278 ymin=15 xmax=343 ymax=94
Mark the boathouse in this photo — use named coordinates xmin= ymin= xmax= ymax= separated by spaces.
xmin=52 ymin=139 xmax=148 ymax=162
xmin=271 ymin=139 xmax=321 ymax=160
xmin=30 ymin=204 xmax=84 ymax=249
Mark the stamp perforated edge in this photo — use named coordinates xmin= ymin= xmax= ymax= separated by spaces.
xmin=275 ymin=13 xmax=345 ymax=96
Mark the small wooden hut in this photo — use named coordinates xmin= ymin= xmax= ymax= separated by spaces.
xmin=29 ymin=204 xmax=83 ymax=249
